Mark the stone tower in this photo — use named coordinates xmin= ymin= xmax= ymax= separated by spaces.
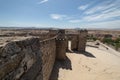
xmin=56 ymin=29 xmax=66 ymax=60
xmin=78 ymin=30 xmax=88 ymax=52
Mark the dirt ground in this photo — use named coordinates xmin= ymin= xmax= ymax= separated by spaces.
xmin=50 ymin=42 xmax=120 ymax=80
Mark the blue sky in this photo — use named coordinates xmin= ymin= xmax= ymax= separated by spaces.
xmin=0 ymin=0 xmax=120 ymax=29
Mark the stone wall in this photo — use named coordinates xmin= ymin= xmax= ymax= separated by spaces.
xmin=40 ymin=37 xmax=56 ymax=80
xmin=0 ymin=37 xmax=56 ymax=80
xmin=71 ymin=35 xmax=78 ymax=50
xmin=0 ymin=37 xmax=42 ymax=80
xmin=0 ymin=29 xmax=88 ymax=80
xmin=78 ymin=30 xmax=88 ymax=52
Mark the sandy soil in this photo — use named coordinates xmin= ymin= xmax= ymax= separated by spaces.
xmin=50 ymin=42 xmax=120 ymax=80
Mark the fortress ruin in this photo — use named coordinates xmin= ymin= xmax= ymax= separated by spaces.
xmin=0 ymin=29 xmax=88 ymax=80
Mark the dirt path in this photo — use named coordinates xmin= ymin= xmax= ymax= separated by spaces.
xmin=50 ymin=44 xmax=120 ymax=80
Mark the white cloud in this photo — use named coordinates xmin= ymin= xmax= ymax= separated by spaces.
xmin=75 ymin=0 xmax=120 ymax=22
xmin=67 ymin=19 xmax=120 ymax=29
xmin=84 ymin=0 xmax=120 ymax=15
xmin=38 ymin=0 xmax=48 ymax=4
xmin=69 ymin=7 xmax=120 ymax=23
xmin=83 ymin=14 xmax=102 ymax=21
xmin=47 ymin=0 xmax=120 ymax=29
xmin=85 ymin=3 xmax=115 ymax=14
xmin=0 ymin=21 xmax=44 ymax=27
xmin=78 ymin=4 xmax=89 ymax=10
xmin=83 ymin=9 xmax=120 ymax=22
xmin=83 ymin=20 xmax=120 ymax=29
xmin=69 ymin=19 xmax=82 ymax=23
xmin=50 ymin=14 xmax=67 ymax=20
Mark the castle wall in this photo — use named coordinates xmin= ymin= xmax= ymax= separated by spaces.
xmin=0 ymin=29 xmax=88 ymax=80
xmin=71 ymin=35 xmax=78 ymax=50
xmin=78 ymin=30 xmax=88 ymax=52
xmin=0 ymin=38 xmax=42 ymax=80
xmin=40 ymin=37 xmax=56 ymax=80
xmin=0 ymin=37 xmax=56 ymax=80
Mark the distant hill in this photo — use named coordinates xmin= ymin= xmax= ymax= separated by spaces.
xmin=0 ymin=26 xmax=120 ymax=30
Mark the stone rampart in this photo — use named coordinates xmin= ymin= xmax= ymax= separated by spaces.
xmin=0 ymin=37 xmax=56 ymax=80
xmin=40 ymin=37 xmax=56 ymax=80
xmin=0 ymin=29 xmax=88 ymax=80
xmin=0 ymin=37 xmax=42 ymax=80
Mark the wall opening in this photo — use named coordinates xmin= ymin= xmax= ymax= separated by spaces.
xmin=68 ymin=40 xmax=72 ymax=51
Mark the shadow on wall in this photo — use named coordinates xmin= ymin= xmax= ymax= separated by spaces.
xmin=49 ymin=56 xmax=72 ymax=80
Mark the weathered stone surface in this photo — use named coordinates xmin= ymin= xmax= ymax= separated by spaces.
xmin=40 ymin=38 xmax=56 ymax=80
xmin=0 ymin=37 xmax=57 ymax=80
xmin=1 ymin=42 xmax=21 ymax=57
xmin=0 ymin=37 xmax=43 ymax=80
xmin=0 ymin=53 xmax=24 ymax=79
xmin=20 ymin=51 xmax=42 ymax=80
